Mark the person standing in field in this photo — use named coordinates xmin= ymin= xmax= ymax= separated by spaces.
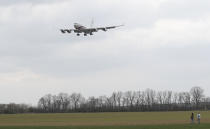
xmin=190 ymin=112 xmax=194 ymax=124
xmin=197 ymin=113 xmax=201 ymax=124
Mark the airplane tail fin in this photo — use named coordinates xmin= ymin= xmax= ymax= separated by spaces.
xmin=90 ymin=18 xmax=94 ymax=28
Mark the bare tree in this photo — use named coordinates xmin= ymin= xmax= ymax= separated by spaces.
xmin=52 ymin=95 xmax=61 ymax=112
xmin=145 ymin=89 xmax=156 ymax=106
xmin=58 ymin=93 xmax=70 ymax=111
xmin=70 ymin=93 xmax=83 ymax=110
xmin=38 ymin=97 xmax=48 ymax=111
xmin=135 ymin=91 xmax=146 ymax=111
xmin=122 ymin=95 xmax=128 ymax=107
xmin=183 ymin=92 xmax=191 ymax=104
xmin=124 ymin=91 xmax=136 ymax=107
xmin=116 ymin=91 xmax=123 ymax=108
xmin=178 ymin=92 xmax=184 ymax=104
xmin=157 ymin=91 xmax=163 ymax=104
xmin=98 ymin=96 xmax=107 ymax=107
xmin=166 ymin=91 xmax=173 ymax=105
xmin=87 ymin=96 xmax=98 ymax=110
xmin=111 ymin=92 xmax=117 ymax=107
xmin=173 ymin=92 xmax=179 ymax=104
xmin=190 ymin=86 xmax=204 ymax=107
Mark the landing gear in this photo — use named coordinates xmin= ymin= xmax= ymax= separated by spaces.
xmin=90 ymin=33 xmax=93 ymax=35
xmin=77 ymin=33 xmax=80 ymax=36
xmin=84 ymin=33 xmax=87 ymax=36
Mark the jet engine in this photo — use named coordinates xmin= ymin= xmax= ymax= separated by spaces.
xmin=66 ymin=30 xmax=71 ymax=33
xmin=102 ymin=28 xmax=107 ymax=31
xmin=60 ymin=29 xmax=66 ymax=33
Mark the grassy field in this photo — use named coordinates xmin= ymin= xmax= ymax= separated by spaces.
xmin=0 ymin=124 xmax=210 ymax=129
xmin=0 ymin=111 xmax=209 ymax=129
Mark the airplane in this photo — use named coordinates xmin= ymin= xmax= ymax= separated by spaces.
xmin=60 ymin=23 xmax=123 ymax=36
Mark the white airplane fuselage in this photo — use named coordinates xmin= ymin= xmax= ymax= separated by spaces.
xmin=74 ymin=23 xmax=86 ymax=30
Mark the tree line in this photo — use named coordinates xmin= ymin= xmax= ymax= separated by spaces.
xmin=1 ymin=86 xmax=210 ymax=114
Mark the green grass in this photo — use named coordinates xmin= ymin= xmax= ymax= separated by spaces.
xmin=0 ymin=124 xmax=209 ymax=129
xmin=0 ymin=111 xmax=209 ymax=128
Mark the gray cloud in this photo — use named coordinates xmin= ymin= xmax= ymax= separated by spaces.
xmin=0 ymin=0 xmax=66 ymax=6
xmin=0 ymin=0 xmax=210 ymax=104
xmin=159 ymin=0 xmax=210 ymax=19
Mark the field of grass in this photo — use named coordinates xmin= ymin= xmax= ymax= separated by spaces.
xmin=0 ymin=124 xmax=210 ymax=129
xmin=0 ymin=111 xmax=209 ymax=129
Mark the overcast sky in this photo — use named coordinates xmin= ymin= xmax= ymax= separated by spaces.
xmin=0 ymin=0 xmax=210 ymax=105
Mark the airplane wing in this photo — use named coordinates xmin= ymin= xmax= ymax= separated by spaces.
xmin=96 ymin=25 xmax=124 ymax=31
